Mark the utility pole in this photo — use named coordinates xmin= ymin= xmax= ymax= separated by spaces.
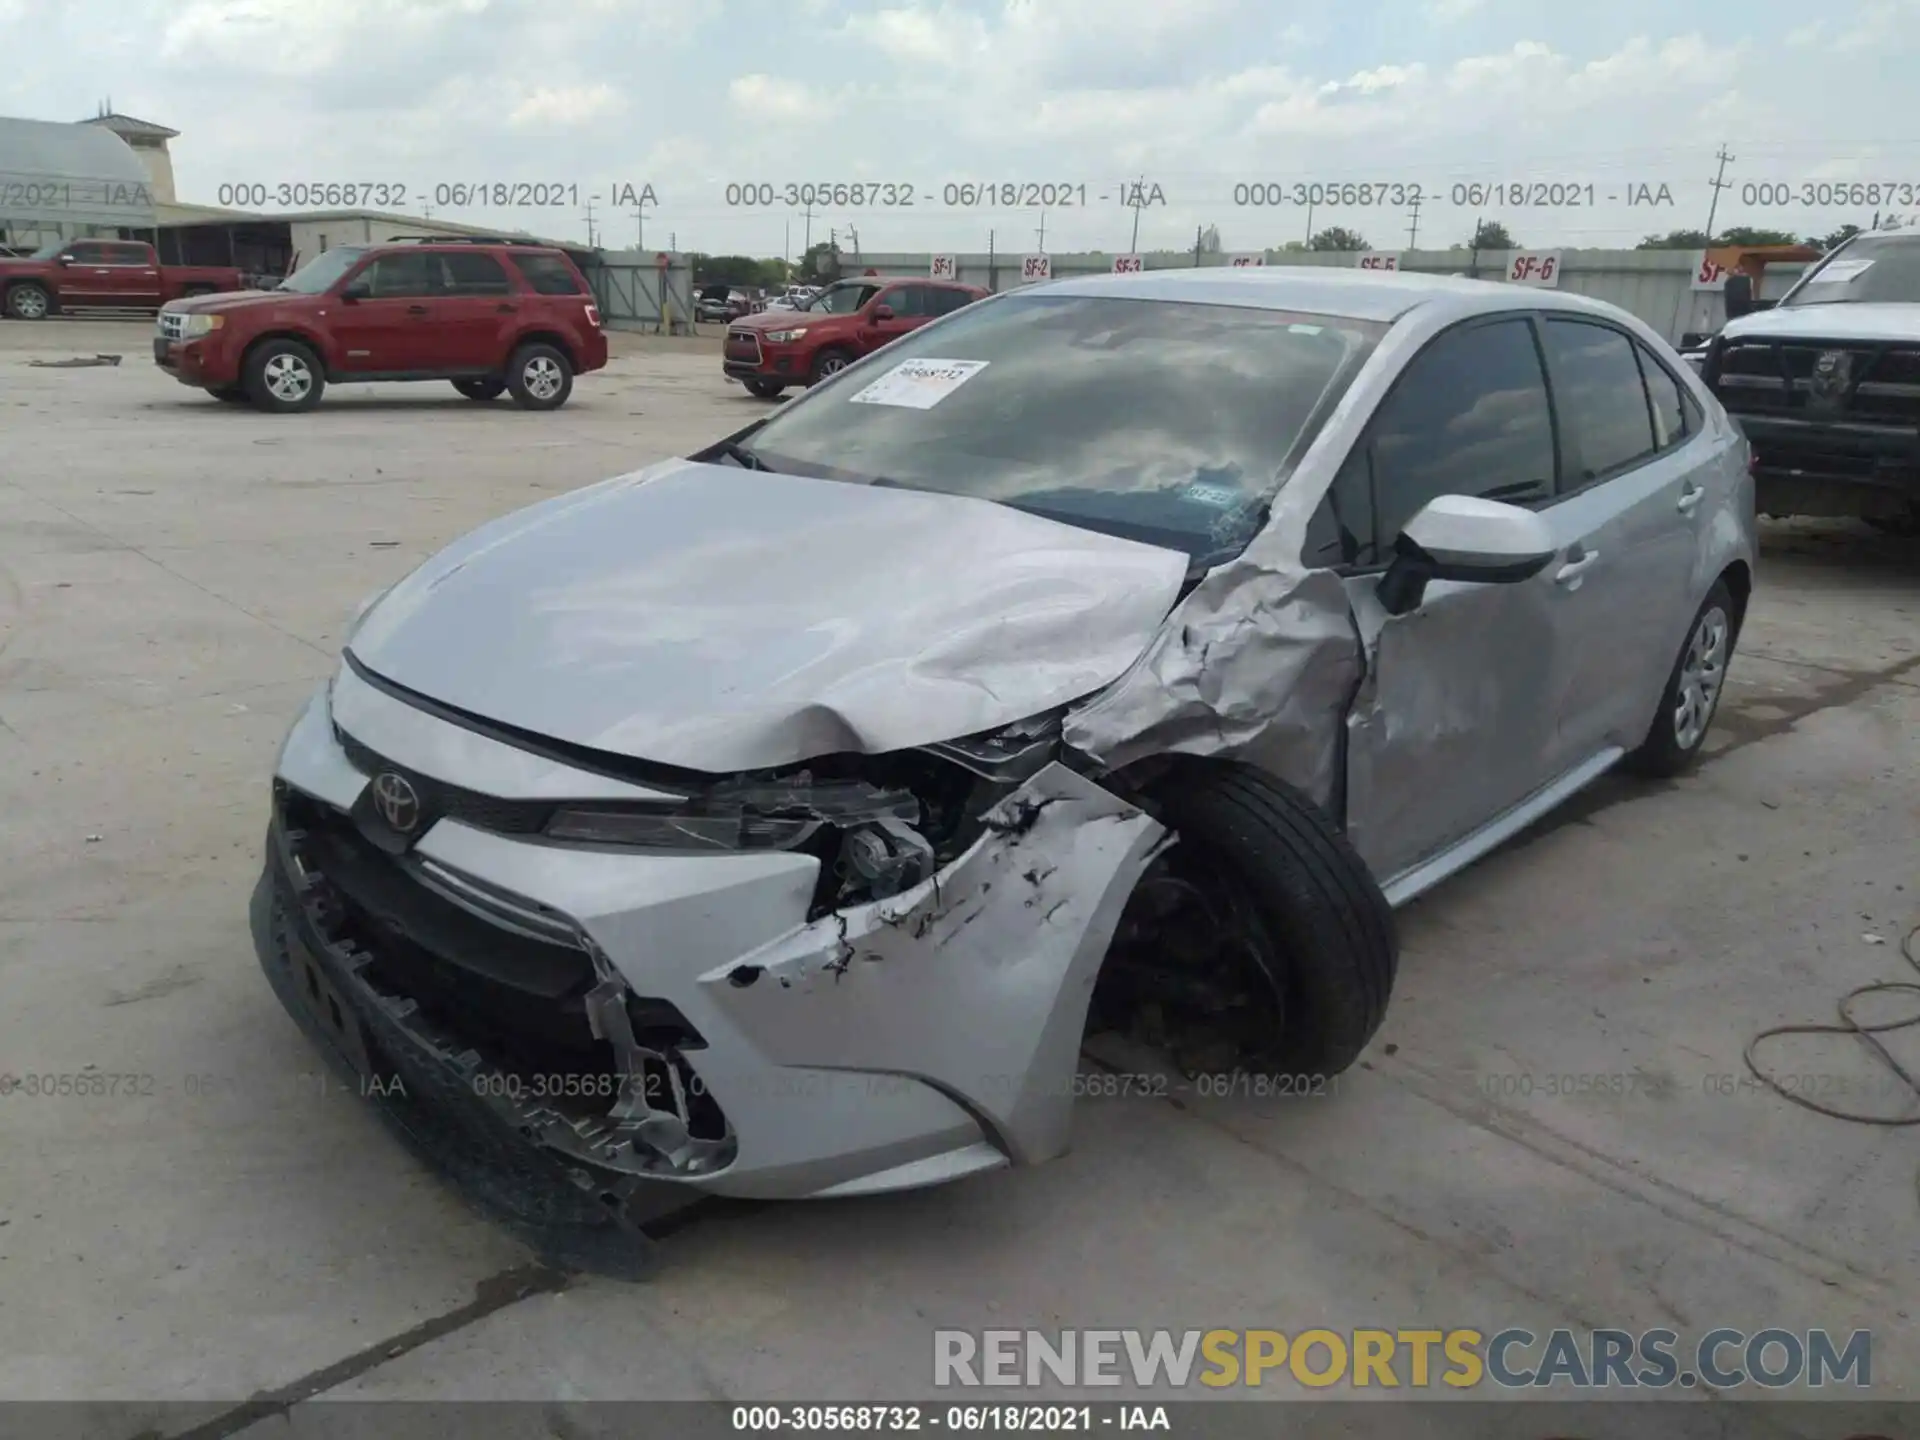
xmin=1705 ymin=145 xmax=1735 ymax=242
xmin=1126 ymin=174 xmax=1146 ymax=252
xmin=1035 ymin=210 xmax=1047 ymax=250
xmin=1304 ymin=198 xmax=1314 ymax=247
xmin=987 ymin=228 xmax=996 ymax=290
xmin=846 ymin=223 xmax=860 ymax=265
xmin=631 ymin=190 xmax=652 ymax=250
xmin=1192 ymin=224 xmax=1203 ymax=267
xmin=1406 ymin=191 xmax=1422 ymax=249
xmin=582 ymin=200 xmax=598 ymax=249
xmin=800 ymin=202 xmax=816 ymax=256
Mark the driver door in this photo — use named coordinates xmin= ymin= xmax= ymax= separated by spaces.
xmin=331 ymin=251 xmax=447 ymax=373
xmin=860 ymin=283 xmax=924 ymax=353
xmin=1314 ymin=315 xmax=1593 ymax=892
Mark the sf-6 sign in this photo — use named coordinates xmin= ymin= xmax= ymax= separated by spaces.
xmin=1507 ymin=251 xmax=1561 ymax=287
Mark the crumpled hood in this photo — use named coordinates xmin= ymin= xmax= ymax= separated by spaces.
xmin=347 ymin=460 xmax=1189 ymax=773
xmin=1721 ymin=303 xmax=1920 ymax=344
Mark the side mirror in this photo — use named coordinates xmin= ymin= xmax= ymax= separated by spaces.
xmin=1376 ymin=494 xmax=1558 ymax=617
xmin=339 ymin=280 xmax=370 ymax=302
xmin=870 ymin=303 xmax=895 ymax=321
xmin=56 ymin=253 xmax=75 ymax=266
xmin=1722 ymin=273 xmax=1754 ymax=319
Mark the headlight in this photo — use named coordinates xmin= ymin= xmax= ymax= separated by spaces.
xmin=181 ymin=313 xmax=223 ymax=338
xmin=547 ymin=775 xmax=920 ymax=853
xmin=764 ymin=328 xmax=807 ymax=342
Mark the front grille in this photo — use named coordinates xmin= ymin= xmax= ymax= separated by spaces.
xmin=157 ymin=312 xmax=185 ymax=341
xmin=725 ymin=328 xmax=763 ymax=363
xmin=336 ymin=728 xmax=557 ymax=835
xmin=1711 ymin=341 xmax=1920 ymax=427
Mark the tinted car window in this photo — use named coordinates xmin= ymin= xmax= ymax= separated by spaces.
xmin=931 ymin=287 xmax=976 ymax=315
xmin=745 ymin=294 xmax=1384 ymax=567
xmin=442 ymin=252 xmax=512 ymax=295
xmin=510 ymin=252 xmax=583 ymax=295
xmin=360 ymin=252 xmax=444 ymax=297
xmin=1541 ymin=319 xmax=1656 ymax=484
xmin=880 ymin=285 xmax=929 ymax=317
xmin=67 ymin=242 xmax=110 ymax=263
xmin=1364 ymin=317 xmax=1557 ymax=550
xmin=1635 ymin=339 xmax=1688 ymax=449
xmin=811 ymin=282 xmax=881 ymax=314
xmin=103 ymin=243 xmax=150 ymax=264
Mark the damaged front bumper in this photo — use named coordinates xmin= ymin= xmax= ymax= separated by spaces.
xmin=252 ymin=676 xmax=1168 ymax=1212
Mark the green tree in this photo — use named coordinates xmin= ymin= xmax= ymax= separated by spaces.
xmin=801 ymin=240 xmax=840 ymax=283
xmin=1712 ymin=226 xmax=1802 ymax=247
xmin=1279 ymin=240 xmax=1310 ymax=252
xmin=1806 ymin=223 xmax=1862 ymax=253
xmin=1461 ymin=220 xmax=1517 ymax=251
xmin=1307 ymin=226 xmax=1369 ymax=251
xmin=1635 ymin=229 xmax=1712 ymax=250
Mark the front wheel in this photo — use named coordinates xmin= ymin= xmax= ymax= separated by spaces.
xmin=809 ymin=347 xmax=854 ymax=384
xmin=5 ymin=283 xmax=50 ymax=320
xmin=506 ymin=343 xmax=573 ymax=410
xmin=453 ymin=378 xmax=506 ymax=402
xmin=1623 ymin=580 xmax=1736 ymax=778
xmin=743 ymin=378 xmax=784 ymax=399
xmin=243 ymin=338 xmax=325 ymax=413
xmin=1092 ymin=760 xmax=1398 ymax=1081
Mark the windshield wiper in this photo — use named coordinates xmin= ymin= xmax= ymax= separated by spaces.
xmin=714 ymin=440 xmax=776 ymax=472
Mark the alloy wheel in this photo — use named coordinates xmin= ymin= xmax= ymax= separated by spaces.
xmin=523 ymin=356 xmax=563 ymax=400
xmin=262 ymin=353 xmax=312 ymax=403
xmin=12 ymin=288 xmax=47 ymax=319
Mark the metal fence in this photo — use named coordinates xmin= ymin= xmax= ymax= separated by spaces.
xmin=585 ymin=249 xmax=699 ymax=331
xmin=845 ymin=248 xmax=1810 ymax=346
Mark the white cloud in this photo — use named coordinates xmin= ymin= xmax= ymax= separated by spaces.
xmin=1426 ymin=0 xmax=1484 ymax=20
xmin=508 ymin=84 xmax=624 ymax=129
xmin=728 ymin=74 xmax=840 ymax=123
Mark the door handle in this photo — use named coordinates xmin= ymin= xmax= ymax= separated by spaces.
xmin=1554 ymin=547 xmax=1600 ymax=586
xmin=407 ymin=303 xmax=430 ymax=315
xmin=496 ymin=303 xmax=516 ymax=313
xmin=1676 ymin=482 xmax=1705 ymax=515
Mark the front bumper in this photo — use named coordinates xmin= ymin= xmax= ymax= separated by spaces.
xmin=153 ymin=334 xmax=233 ymax=386
xmin=1733 ymin=412 xmax=1920 ymax=492
xmin=255 ymin=668 xmax=1166 ymax=1205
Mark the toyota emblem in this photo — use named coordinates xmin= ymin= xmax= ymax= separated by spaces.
xmin=371 ymin=772 xmax=422 ymax=833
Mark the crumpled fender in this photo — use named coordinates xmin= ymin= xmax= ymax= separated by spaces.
xmin=699 ymin=762 xmax=1168 ymax=1165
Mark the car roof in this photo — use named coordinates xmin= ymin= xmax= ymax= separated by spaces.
xmin=1035 ymin=265 xmax=1625 ymax=325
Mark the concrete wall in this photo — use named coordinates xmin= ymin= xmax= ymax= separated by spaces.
xmin=845 ymin=248 xmax=1811 ymax=345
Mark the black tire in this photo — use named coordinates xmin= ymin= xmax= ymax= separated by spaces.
xmin=1096 ymin=759 xmax=1398 ymax=1080
xmin=453 ymin=378 xmax=506 ymax=402
xmin=242 ymin=337 xmax=325 ymax=413
xmin=505 ymin=342 xmax=572 ymax=410
xmin=809 ymin=347 xmax=855 ymax=385
xmin=1623 ymin=579 xmax=1736 ymax=778
xmin=206 ymin=385 xmax=249 ymax=403
xmin=744 ymin=378 xmax=785 ymax=399
xmin=5 ymin=282 xmax=51 ymax=320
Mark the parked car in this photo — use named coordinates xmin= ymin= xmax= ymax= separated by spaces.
xmin=251 ymin=267 xmax=1754 ymax=1259
xmin=1 ymin=238 xmax=245 ymax=320
xmin=152 ymin=239 xmax=606 ymax=413
xmin=721 ymin=274 xmax=990 ymax=397
xmin=695 ymin=283 xmax=734 ymax=323
xmin=1696 ymin=229 xmax=1920 ymax=533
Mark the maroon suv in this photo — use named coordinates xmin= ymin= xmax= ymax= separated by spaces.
xmin=153 ymin=240 xmax=608 ymax=413
xmin=722 ymin=275 xmax=990 ymax=398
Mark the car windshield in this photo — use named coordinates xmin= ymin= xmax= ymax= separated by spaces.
xmin=276 ymin=246 xmax=369 ymax=294
xmin=811 ymin=282 xmax=881 ymax=314
xmin=742 ymin=294 xmax=1385 ymax=568
xmin=1779 ymin=235 xmax=1920 ymax=307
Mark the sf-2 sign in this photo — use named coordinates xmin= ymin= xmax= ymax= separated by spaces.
xmin=1507 ymin=251 xmax=1561 ymax=287
xmin=930 ymin=254 xmax=959 ymax=280
xmin=1021 ymin=254 xmax=1051 ymax=281
xmin=1113 ymin=254 xmax=1144 ymax=273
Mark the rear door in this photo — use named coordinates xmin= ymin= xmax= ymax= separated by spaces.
xmin=1531 ymin=317 xmax=1703 ymax=760
xmin=423 ymin=251 xmax=516 ymax=372
xmin=100 ymin=242 xmax=161 ymax=307
xmin=332 ymin=251 xmax=446 ymax=373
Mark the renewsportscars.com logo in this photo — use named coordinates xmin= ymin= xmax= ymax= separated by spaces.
xmin=933 ymin=1327 xmax=1872 ymax=1391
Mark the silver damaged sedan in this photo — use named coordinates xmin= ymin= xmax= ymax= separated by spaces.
xmin=252 ymin=267 xmax=1755 ymax=1258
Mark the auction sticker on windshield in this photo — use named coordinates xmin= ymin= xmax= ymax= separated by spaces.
xmin=848 ymin=358 xmax=989 ymax=410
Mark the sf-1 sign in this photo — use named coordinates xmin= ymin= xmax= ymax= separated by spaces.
xmin=930 ymin=254 xmax=959 ymax=280
xmin=1507 ymin=251 xmax=1561 ymax=287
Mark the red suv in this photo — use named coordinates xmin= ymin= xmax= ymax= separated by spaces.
xmin=153 ymin=240 xmax=608 ymax=413
xmin=722 ymin=275 xmax=990 ymax=398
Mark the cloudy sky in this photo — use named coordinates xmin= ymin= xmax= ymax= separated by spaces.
xmin=5 ymin=0 xmax=1919 ymax=257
